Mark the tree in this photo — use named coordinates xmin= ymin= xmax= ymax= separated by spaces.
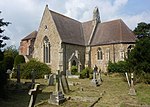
xmin=127 ymin=37 xmax=150 ymax=73
xmin=4 ymin=45 xmax=18 ymax=58
xmin=133 ymin=22 xmax=150 ymax=38
xmin=0 ymin=11 xmax=10 ymax=49
xmin=0 ymin=11 xmax=10 ymax=98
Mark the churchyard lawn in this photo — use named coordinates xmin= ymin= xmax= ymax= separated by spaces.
xmin=0 ymin=73 xmax=150 ymax=107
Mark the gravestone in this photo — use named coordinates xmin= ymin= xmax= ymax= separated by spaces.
xmin=48 ymin=71 xmax=66 ymax=105
xmin=48 ymin=74 xmax=54 ymax=86
xmin=97 ymin=71 xmax=102 ymax=85
xmin=91 ymin=67 xmax=99 ymax=86
xmin=31 ymin=70 xmax=35 ymax=84
xmin=60 ymin=75 xmax=70 ymax=94
xmin=17 ymin=65 xmax=20 ymax=83
xmin=125 ymin=72 xmax=130 ymax=87
xmin=6 ymin=69 xmax=12 ymax=79
xmin=28 ymin=84 xmax=42 ymax=107
xmin=128 ymin=73 xmax=136 ymax=96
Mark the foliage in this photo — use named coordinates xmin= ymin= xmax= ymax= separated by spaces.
xmin=20 ymin=59 xmax=51 ymax=79
xmin=0 ymin=11 xmax=10 ymax=98
xmin=3 ymin=55 xmax=14 ymax=71
xmin=127 ymin=37 xmax=150 ymax=73
xmin=133 ymin=22 xmax=150 ymax=38
xmin=0 ymin=11 xmax=10 ymax=49
xmin=14 ymin=55 xmax=25 ymax=68
xmin=107 ymin=61 xmax=128 ymax=73
xmin=71 ymin=66 xmax=78 ymax=75
xmin=4 ymin=45 xmax=18 ymax=58
xmin=80 ymin=67 xmax=93 ymax=79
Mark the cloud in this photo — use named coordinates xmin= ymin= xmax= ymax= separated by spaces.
xmin=0 ymin=0 xmax=149 ymax=48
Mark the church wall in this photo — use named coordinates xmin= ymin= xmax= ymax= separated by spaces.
xmin=19 ymin=40 xmax=30 ymax=56
xmin=62 ymin=43 xmax=86 ymax=72
xmin=33 ymin=6 xmax=62 ymax=73
xmin=91 ymin=43 xmax=134 ymax=72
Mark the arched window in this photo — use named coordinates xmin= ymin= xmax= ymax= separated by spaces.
xmin=97 ymin=47 xmax=103 ymax=60
xmin=43 ymin=36 xmax=50 ymax=63
xmin=105 ymin=48 xmax=110 ymax=61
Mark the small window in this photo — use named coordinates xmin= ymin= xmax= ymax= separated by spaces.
xmin=97 ymin=47 xmax=103 ymax=60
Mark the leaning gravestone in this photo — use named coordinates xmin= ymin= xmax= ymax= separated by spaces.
xmin=60 ymin=74 xmax=70 ymax=94
xmin=48 ymin=74 xmax=54 ymax=86
xmin=28 ymin=84 xmax=42 ymax=107
xmin=128 ymin=73 xmax=136 ymax=96
xmin=48 ymin=71 xmax=66 ymax=105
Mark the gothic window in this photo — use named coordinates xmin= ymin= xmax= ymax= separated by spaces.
xmin=43 ymin=36 xmax=50 ymax=63
xmin=105 ymin=48 xmax=110 ymax=61
xmin=97 ymin=47 xmax=103 ymax=60
xmin=120 ymin=51 xmax=124 ymax=60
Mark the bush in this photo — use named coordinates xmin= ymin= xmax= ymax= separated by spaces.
xmin=107 ymin=61 xmax=128 ymax=73
xmin=3 ymin=55 xmax=14 ymax=71
xmin=80 ymin=67 xmax=93 ymax=79
xmin=14 ymin=55 xmax=25 ymax=68
xmin=20 ymin=59 xmax=51 ymax=79
xmin=71 ymin=66 xmax=78 ymax=75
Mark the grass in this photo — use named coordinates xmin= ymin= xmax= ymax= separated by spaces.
xmin=0 ymin=73 xmax=150 ymax=107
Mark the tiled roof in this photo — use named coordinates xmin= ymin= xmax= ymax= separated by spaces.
xmin=50 ymin=10 xmax=85 ymax=46
xmin=22 ymin=30 xmax=37 ymax=41
xmin=90 ymin=19 xmax=136 ymax=46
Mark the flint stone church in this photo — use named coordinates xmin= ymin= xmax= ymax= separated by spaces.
xmin=19 ymin=5 xmax=136 ymax=74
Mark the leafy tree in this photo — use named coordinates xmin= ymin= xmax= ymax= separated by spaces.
xmin=0 ymin=11 xmax=10 ymax=98
xmin=14 ymin=55 xmax=25 ymax=68
xmin=127 ymin=37 xmax=150 ymax=73
xmin=4 ymin=45 xmax=18 ymax=58
xmin=0 ymin=11 xmax=10 ymax=49
xmin=133 ymin=22 xmax=150 ymax=38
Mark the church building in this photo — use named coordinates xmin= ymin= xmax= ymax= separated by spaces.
xmin=19 ymin=5 xmax=136 ymax=74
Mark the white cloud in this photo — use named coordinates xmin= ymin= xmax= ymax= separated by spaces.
xmin=0 ymin=0 xmax=149 ymax=48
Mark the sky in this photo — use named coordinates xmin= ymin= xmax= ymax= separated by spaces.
xmin=0 ymin=0 xmax=150 ymax=48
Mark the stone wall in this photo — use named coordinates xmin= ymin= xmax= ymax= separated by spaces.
xmin=91 ymin=43 xmax=134 ymax=72
xmin=33 ymin=6 xmax=62 ymax=73
xmin=62 ymin=43 xmax=86 ymax=72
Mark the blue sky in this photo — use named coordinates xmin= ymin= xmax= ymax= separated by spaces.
xmin=0 ymin=0 xmax=150 ymax=48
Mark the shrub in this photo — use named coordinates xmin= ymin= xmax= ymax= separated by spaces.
xmin=3 ymin=55 xmax=14 ymax=71
xmin=80 ymin=67 xmax=93 ymax=79
xmin=71 ymin=66 xmax=78 ymax=75
xmin=107 ymin=61 xmax=128 ymax=73
xmin=14 ymin=55 xmax=25 ymax=68
xmin=20 ymin=59 xmax=51 ymax=79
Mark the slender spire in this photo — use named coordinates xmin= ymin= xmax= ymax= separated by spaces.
xmin=93 ymin=6 xmax=101 ymax=24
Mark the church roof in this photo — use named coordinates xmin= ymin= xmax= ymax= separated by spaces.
xmin=90 ymin=19 xmax=136 ymax=46
xmin=22 ymin=30 xmax=37 ymax=41
xmin=50 ymin=10 xmax=85 ymax=46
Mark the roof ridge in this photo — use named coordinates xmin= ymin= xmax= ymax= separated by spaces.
xmin=49 ymin=10 xmax=81 ymax=23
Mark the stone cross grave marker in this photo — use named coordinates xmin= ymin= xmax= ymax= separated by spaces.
xmin=128 ymin=73 xmax=136 ymax=96
xmin=60 ymin=74 xmax=70 ymax=94
xmin=48 ymin=74 xmax=54 ymax=86
xmin=91 ymin=65 xmax=99 ymax=86
xmin=97 ymin=71 xmax=102 ymax=85
xmin=17 ymin=64 xmax=20 ymax=83
xmin=48 ymin=71 xmax=66 ymax=105
xmin=28 ymin=84 xmax=42 ymax=107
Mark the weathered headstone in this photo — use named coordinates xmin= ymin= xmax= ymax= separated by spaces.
xmin=28 ymin=84 xmax=42 ymax=107
xmin=128 ymin=73 xmax=136 ymax=96
xmin=48 ymin=71 xmax=66 ymax=105
xmin=31 ymin=70 xmax=35 ymax=84
xmin=60 ymin=75 xmax=70 ymax=94
xmin=6 ymin=69 xmax=12 ymax=79
xmin=48 ymin=74 xmax=54 ymax=86
xmin=97 ymin=72 xmax=102 ymax=85
xmin=91 ymin=66 xmax=99 ymax=86
xmin=17 ymin=65 xmax=20 ymax=83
